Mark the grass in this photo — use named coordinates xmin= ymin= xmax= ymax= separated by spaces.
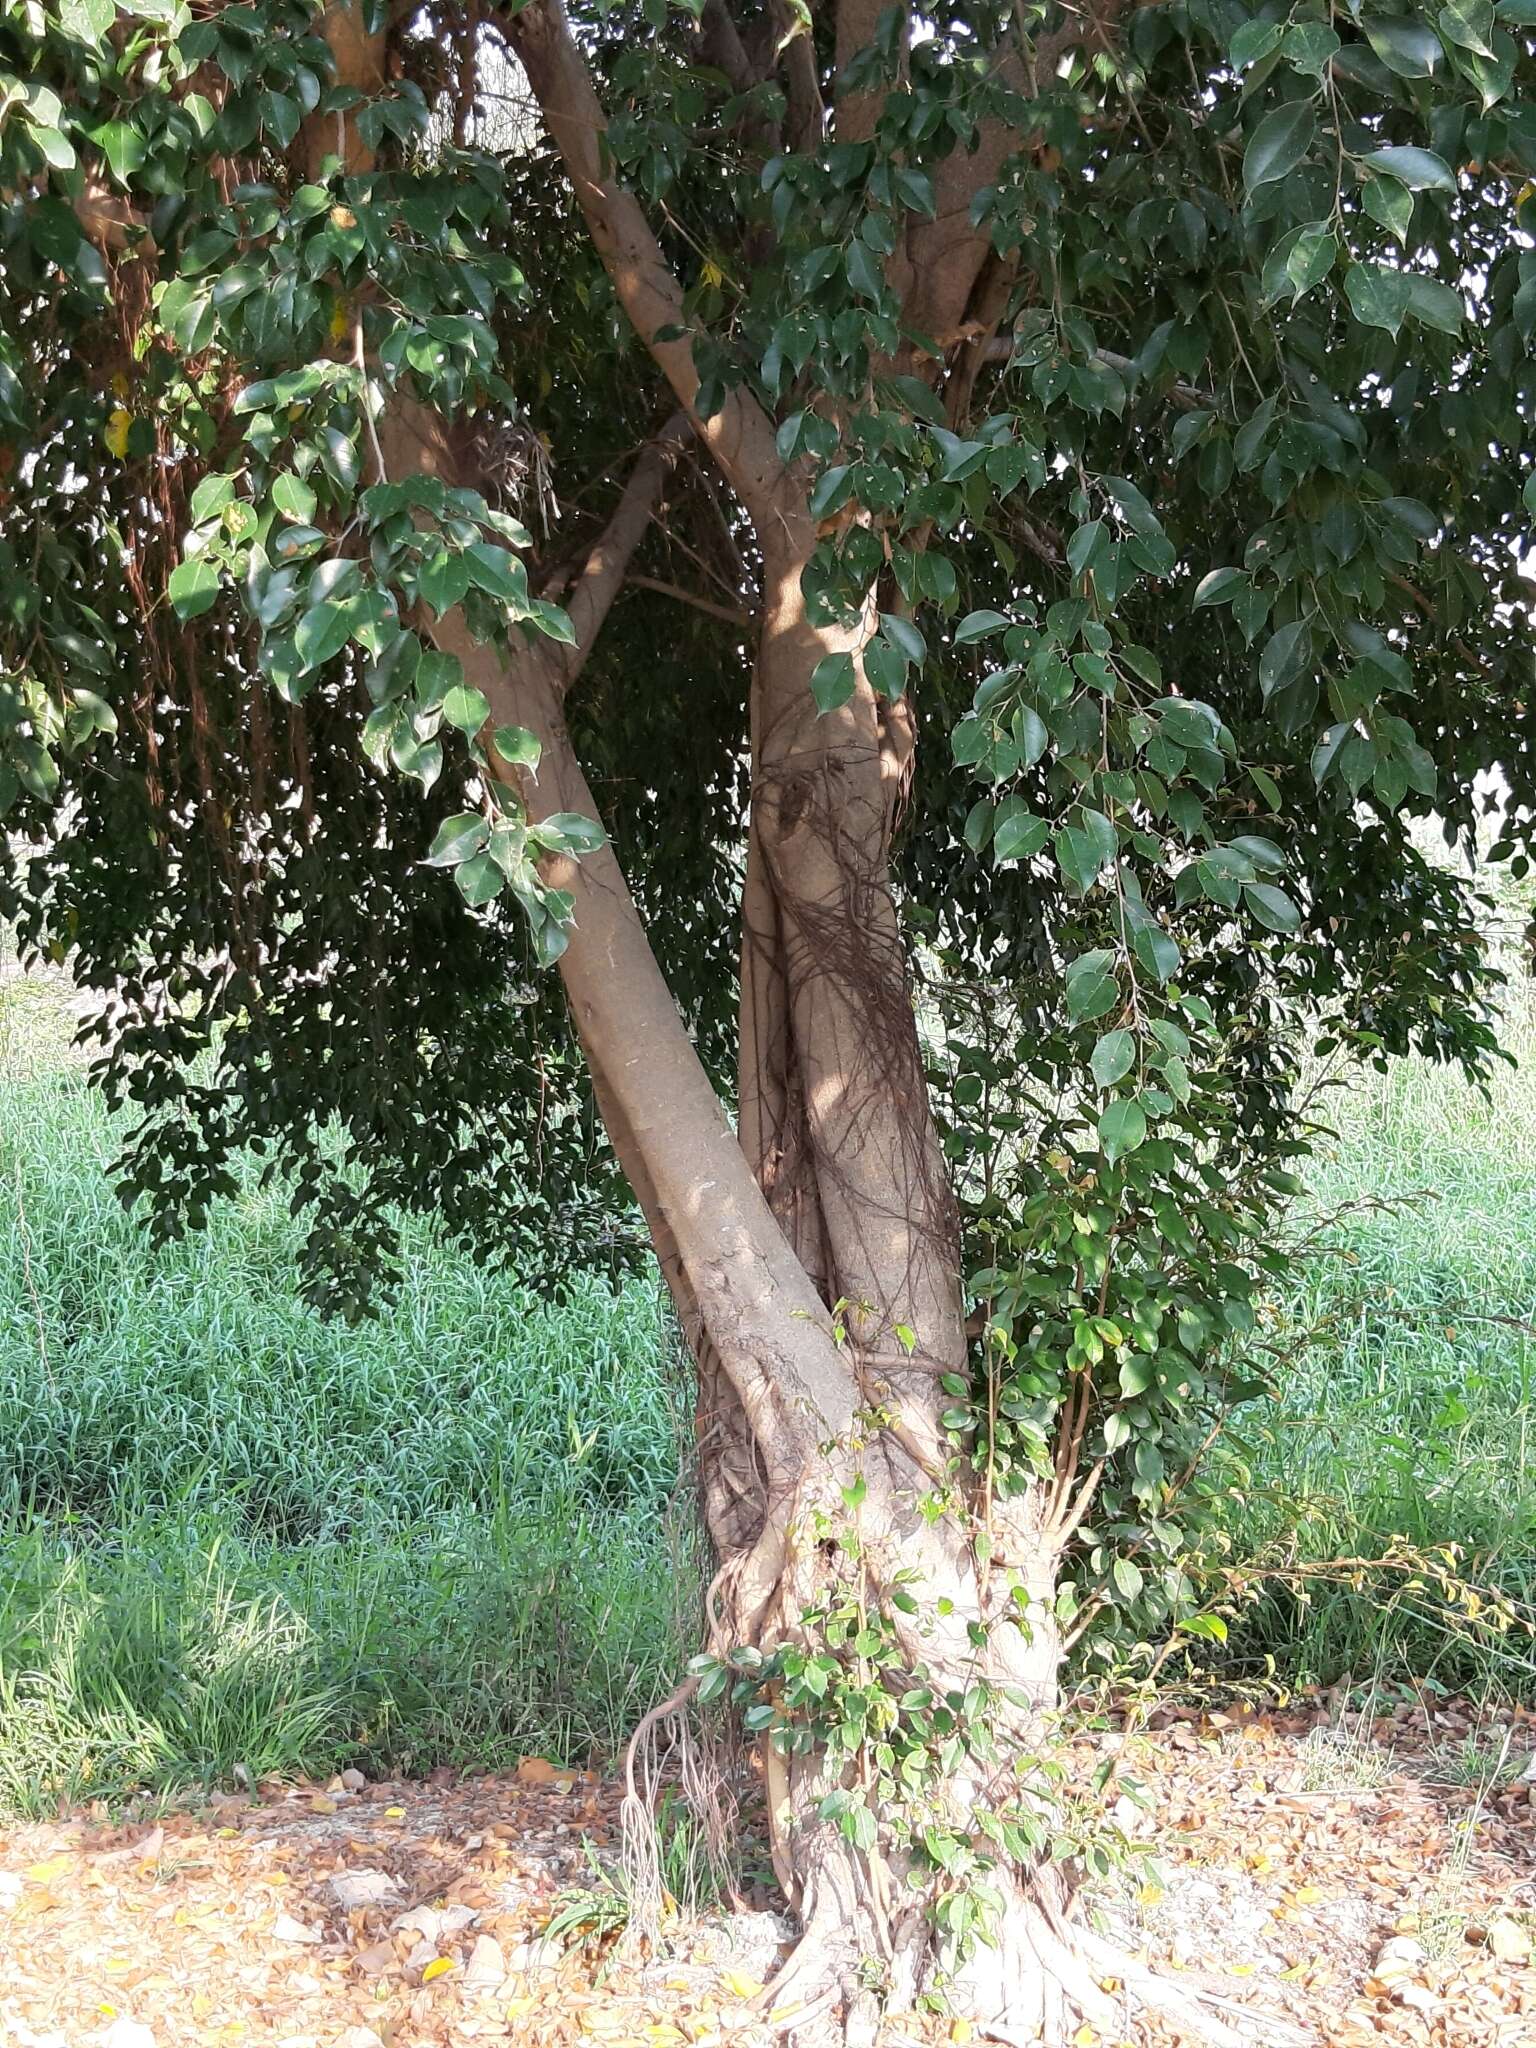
xmin=0 ymin=969 xmax=698 ymax=1814
xmin=1 ymin=959 xmax=1534 ymax=1813
xmin=1210 ymin=993 xmax=1536 ymax=1694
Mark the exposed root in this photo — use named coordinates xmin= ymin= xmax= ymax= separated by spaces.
xmin=750 ymin=1861 xmax=1314 ymax=2048
xmin=974 ymin=1884 xmax=1315 ymax=2048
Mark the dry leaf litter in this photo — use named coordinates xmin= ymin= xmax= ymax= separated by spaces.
xmin=1 ymin=1691 xmax=1533 ymax=2048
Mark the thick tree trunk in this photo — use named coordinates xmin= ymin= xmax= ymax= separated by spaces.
xmin=343 ymin=13 xmax=1278 ymax=2037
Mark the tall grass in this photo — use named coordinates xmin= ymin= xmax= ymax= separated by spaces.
xmin=1 ymin=960 xmax=1533 ymax=1813
xmin=1211 ymin=991 xmax=1536 ymax=1691
xmin=0 ymin=970 xmax=698 ymax=1813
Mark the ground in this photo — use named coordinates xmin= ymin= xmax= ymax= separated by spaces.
xmin=1 ymin=1693 xmax=1532 ymax=2048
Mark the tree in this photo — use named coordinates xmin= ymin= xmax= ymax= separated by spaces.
xmin=3 ymin=0 xmax=1534 ymax=2034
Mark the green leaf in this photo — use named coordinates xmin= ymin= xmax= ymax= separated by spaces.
xmin=167 ymin=556 xmax=221 ymax=620
xmin=538 ymin=811 xmax=606 ymax=854
xmin=442 ymin=684 xmax=490 ymax=734
xmin=1283 ymin=224 xmax=1337 ymax=302
xmin=272 ymin=473 xmax=317 ymax=524
xmin=319 ymin=426 xmax=359 ymax=493
xmin=492 ymin=724 xmax=542 ymax=771
xmin=1118 ymin=1354 xmax=1154 ymax=1398
xmin=1244 ymin=881 xmax=1301 ymax=932
xmin=189 ymin=473 xmax=238 ymax=526
xmin=1439 ymin=0 xmax=1496 ymax=54
xmin=454 ymin=851 xmax=504 ymax=905
xmin=294 ymin=600 xmax=354 ymax=669
xmin=424 ymin=812 xmax=489 ymax=867
xmin=1099 ymin=1099 xmax=1147 ymax=1164
xmin=1407 ymin=274 xmax=1464 ymax=333
xmin=880 ymin=614 xmax=926 ymax=665
xmin=992 ymin=801 xmax=1049 ymax=864
xmin=1193 ymin=567 xmax=1243 ymax=608
xmin=1283 ymin=20 xmax=1341 ymax=74
xmin=1345 ymin=262 xmax=1413 ymax=335
xmin=1365 ymin=18 xmax=1446 ymax=75
xmin=419 ymin=546 xmax=471 ymax=616
xmin=1091 ymin=1029 xmax=1135 ymax=1088
xmin=956 ymin=609 xmax=1010 ymax=644
xmin=1258 ymin=620 xmax=1309 ymax=699
xmin=530 ymin=599 xmax=576 ymax=646
xmin=1111 ymin=1557 xmax=1145 ymax=1602
xmin=1243 ymin=102 xmax=1315 ymax=193
xmin=465 ymin=542 xmax=529 ymax=605
xmin=1066 ymin=949 xmax=1120 ymax=1023
xmin=88 ymin=118 xmax=148 ymax=184
xmin=811 ymin=651 xmax=856 ymax=714
xmin=1229 ymin=18 xmax=1283 ymax=68
xmin=1362 ymin=146 xmax=1456 ymax=192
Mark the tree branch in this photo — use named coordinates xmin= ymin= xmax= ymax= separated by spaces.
xmin=626 ymin=573 xmax=754 ymax=631
xmin=506 ymin=0 xmax=794 ymax=540
xmin=563 ymin=411 xmax=692 ymax=672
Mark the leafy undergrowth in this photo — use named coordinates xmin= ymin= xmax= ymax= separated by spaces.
xmin=1 ymin=1695 xmax=1534 ymax=2048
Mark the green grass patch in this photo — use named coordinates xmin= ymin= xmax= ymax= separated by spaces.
xmin=0 ymin=972 xmax=696 ymax=1813
xmin=1211 ymin=998 xmax=1536 ymax=1693
xmin=1 ymin=967 xmax=1534 ymax=1812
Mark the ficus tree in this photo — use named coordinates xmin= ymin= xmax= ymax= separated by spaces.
xmin=2 ymin=0 xmax=1534 ymax=2034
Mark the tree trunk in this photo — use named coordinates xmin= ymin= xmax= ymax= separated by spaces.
xmin=344 ymin=11 xmax=1275 ymax=2035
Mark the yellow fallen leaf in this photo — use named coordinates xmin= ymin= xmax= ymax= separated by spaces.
xmin=950 ymin=2021 xmax=974 ymax=2045
xmin=310 ymin=1794 xmax=338 ymax=1815
xmin=26 ymin=1855 xmax=74 ymax=1884
xmin=1138 ymin=1883 xmax=1164 ymax=1907
xmin=1073 ymin=2026 xmax=1098 ymax=2048
xmin=720 ymin=1971 xmax=763 ymax=2000
xmin=506 ymin=2000 xmax=536 ymax=2021
xmin=104 ymin=1957 xmax=135 ymax=1975
xmin=384 ymin=1805 xmax=406 ymax=1818
xmin=422 ymin=1954 xmax=456 ymax=1982
xmin=98 ymin=2006 xmax=117 ymax=2019
xmin=1293 ymin=1885 xmax=1323 ymax=1906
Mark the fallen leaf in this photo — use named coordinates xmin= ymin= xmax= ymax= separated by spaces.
xmin=25 ymin=1855 xmax=74 ymax=1884
xmin=272 ymin=1911 xmax=322 ymax=1945
xmin=719 ymin=1971 xmax=763 ymax=2001
xmin=1488 ymin=1917 xmax=1531 ymax=1963
xmin=421 ymin=1954 xmax=456 ymax=1982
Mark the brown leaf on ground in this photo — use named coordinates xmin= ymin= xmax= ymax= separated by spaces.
xmin=0 ymin=1701 xmax=1532 ymax=2047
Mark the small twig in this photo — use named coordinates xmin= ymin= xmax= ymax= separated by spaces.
xmin=625 ymin=572 xmax=753 ymax=631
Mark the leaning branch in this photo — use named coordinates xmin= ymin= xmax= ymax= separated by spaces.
xmin=625 ymin=573 xmax=754 ymax=631
xmin=505 ymin=0 xmax=791 ymax=536
xmin=562 ymin=411 xmax=692 ymax=673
